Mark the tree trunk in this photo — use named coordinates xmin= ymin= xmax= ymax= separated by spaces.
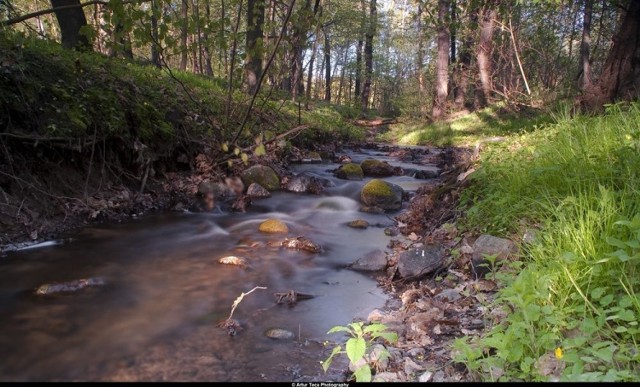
xmin=362 ymin=0 xmax=376 ymax=112
xmin=579 ymin=0 xmax=593 ymax=90
xmin=450 ymin=0 xmax=456 ymax=64
xmin=476 ymin=0 xmax=496 ymax=108
xmin=244 ymin=0 xmax=265 ymax=93
xmin=306 ymin=33 xmax=318 ymax=106
xmin=582 ymin=0 xmax=640 ymax=110
xmin=355 ymin=0 xmax=366 ymax=99
xmin=50 ymin=0 xmax=92 ymax=50
xmin=453 ymin=29 xmax=472 ymax=110
xmin=432 ymin=0 xmax=450 ymax=121
xmin=203 ymin=0 xmax=213 ymax=75
xmin=416 ymin=0 xmax=426 ymax=118
xmin=324 ymin=28 xmax=331 ymax=101
xmin=150 ymin=0 xmax=161 ymax=67
xmin=180 ymin=0 xmax=189 ymax=71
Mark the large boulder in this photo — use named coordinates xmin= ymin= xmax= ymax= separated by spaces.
xmin=361 ymin=179 xmax=403 ymax=211
xmin=397 ymin=245 xmax=445 ymax=278
xmin=361 ymin=159 xmax=395 ymax=177
xmin=335 ymin=163 xmax=364 ymax=180
xmin=350 ymin=249 xmax=388 ymax=271
xmin=241 ymin=165 xmax=280 ymax=191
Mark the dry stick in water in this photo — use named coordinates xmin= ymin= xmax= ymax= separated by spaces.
xmin=219 ymin=286 xmax=267 ymax=336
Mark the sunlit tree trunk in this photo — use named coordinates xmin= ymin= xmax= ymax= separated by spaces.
xmin=362 ymin=0 xmax=376 ymax=111
xmin=476 ymin=0 xmax=496 ymax=107
xmin=579 ymin=0 xmax=593 ymax=90
xmin=432 ymin=0 xmax=450 ymax=120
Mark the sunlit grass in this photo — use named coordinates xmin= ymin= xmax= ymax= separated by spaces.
xmin=455 ymin=102 xmax=640 ymax=381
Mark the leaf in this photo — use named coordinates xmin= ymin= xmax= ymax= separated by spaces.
xmin=363 ymin=323 xmax=388 ymax=334
xmin=222 ymin=142 xmax=229 ymax=152
xmin=373 ymin=331 xmax=398 ymax=344
xmin=233 ymin=147 xmax=240 ymax=156
xmin=321 ymin=345 xmax=342 ymax=372
xmin=327 ymin=326 xmax=351 ymax=334
xmin=255 ymin=144 xmax=266 ymax=156
xmin=349 ymin=322 xmax=364 ymax=336
xmin=345 ymin=337 xmax=366 ymax=364
xmin=353 ymin=364 xmax=372 ymax=382
xmin=241 ymin=152 xmax=249 ymax=164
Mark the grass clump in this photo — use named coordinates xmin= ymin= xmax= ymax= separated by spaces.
xmin=454 ymin=102 xmax=640 ymax=381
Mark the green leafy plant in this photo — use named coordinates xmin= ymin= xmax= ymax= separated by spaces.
xmin=321 ymin=321 xmax=398 ymax=382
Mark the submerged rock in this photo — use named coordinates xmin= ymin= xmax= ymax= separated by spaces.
xmin=218 ymin=256 xmax=249 ymax=267
xmin=361 ymin=179 xmax=403 ymax=211
xmin=360 ymin=205 xmax=386 ymax=214
xmin=264 ymin=328 xmax=295 ymax=340
xmin=284 ymin=173 xmax=330 ymax=194
xmin=280 ymin=237 xmax=322 ymax=253
xmin=347 ymin=219 xmax=370 ymax=229
xmin=241 ymin=165 xmax=280 ymax=191
xmin=350 ymin=249 xmax=388 ymax=271
xmin=335 ymin=163 xmax=364 ymax=180
xmin=246 ymin=183 xmax=270 ymax=198
xmin=35 ymin=277 xmax=106 ymax=295
xmin=258 ymin=219 xmax=289 ymax=234
xmin=301 ymin=151 xmax=322 ymax=163
xmin=361 ymin=159 xmax=395 ymax=177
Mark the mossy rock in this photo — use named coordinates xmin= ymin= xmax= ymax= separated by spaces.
xmin=360 ymin=179 xmax=403 ymax=211
xmin=360 ymin=159 xmax=395 ymax=177
xmin=335 ymin=163 xmax=364 ymax=180
xmin=241 ymin=165 xmax=280 ymax=191
xmin=348 ymin=219 xmax=370 ymax=229
xmin=258 ymin=218 xmax=289 ymax=234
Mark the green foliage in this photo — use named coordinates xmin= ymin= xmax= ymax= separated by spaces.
xmin=455 ymin=102 xmax=640 ymax=381
xmin=322 ymin=321 xmax=398 ymax=382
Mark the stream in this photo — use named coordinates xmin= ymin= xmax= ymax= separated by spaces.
xmin=0 ymin=145 xmax=440 ymax=382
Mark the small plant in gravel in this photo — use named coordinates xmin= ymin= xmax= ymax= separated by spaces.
xmin=322 ymin=321 xmax=398 ymax=382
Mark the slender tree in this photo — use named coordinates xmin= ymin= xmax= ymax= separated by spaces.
xmin=179 ymin=0 xmax=188 ymax=71
xmin=244 ymin=0 xmax=266 ymax=93
xmin=579 ymin=0 xmax=593 ymax=90
xmin=432 ymin=0 xmax=450 ymax=120
xmin=476 ymin=0 xmax=497 ymax=107
xmin=362 ymin=0 xmax=376 ymax=112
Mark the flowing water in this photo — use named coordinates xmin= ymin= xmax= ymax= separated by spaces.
xmin=0 ymin=146 xmax=439 ymax=382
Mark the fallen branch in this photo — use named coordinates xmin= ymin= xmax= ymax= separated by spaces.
xmin=217 ymin=285 xmax=267 ymax=336
xmin=353 ymin=118 xmax=399 ymax=127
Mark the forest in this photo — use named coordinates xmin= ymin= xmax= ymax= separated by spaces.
xmin=0 ymin=0 xmax=639 ymax=382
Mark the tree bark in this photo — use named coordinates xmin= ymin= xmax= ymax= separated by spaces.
xmin=579 ymin=0 xmax=593 ymax=90
xmin=244 ymin=0 xmax=265 ymax=93
xmin=324 ymin=28 xmax=331 ymax=101
xmin=432 ymin=0 xmax=450 ymax=121
xmin=354 ymin=0 xmax=366 ymax=99
xmin=150 ymin=0 xmax=161 ymax=67
xmin=416 ymin=0 xmax=426 ymax=118
xmin=582 ymin=0 xmax=640 ymax=110
xmin=180 ymin=0 xmax=189 ymax=71
xmin=362 ymin=0 xmax=376 ymax=112
xmin=476 ymin=0 xmax=497 ymax=108
xmin=50 ymin=0 xmax=92 ymax=50
xmin=305 ymin=32 xmax=318 ymax=106
xmin=203 ymin=0 xmax=213 ymax=75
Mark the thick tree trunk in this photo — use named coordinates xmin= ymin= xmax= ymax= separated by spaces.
xmin=50 ymin=0 xmax=92 ymax=50
xmin=579 ymin=0 xmax=593 ymax=90
xmin=432 ymin=0 xmax=450 ymax=121
xmin=476 ymin=1 xmax=496 ymax=108
xmin=244 ymin=0 xmax=265 ymax=93
xmin=582 ymin=0 xmax=640 ymax=110
xmin=362 ymin=0 xmax=376 ymax=112
xmin=180 ymin=0 xmax=188 ymax=71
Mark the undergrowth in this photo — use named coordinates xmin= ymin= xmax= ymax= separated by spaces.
xmin=455 ymin=102 xmax=640 ymax=381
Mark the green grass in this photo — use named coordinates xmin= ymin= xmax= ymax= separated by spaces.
xmin=454 ymin=102 xmax=640 ymax=381
xmin=378 ymin=103 xmax=553 ymax=147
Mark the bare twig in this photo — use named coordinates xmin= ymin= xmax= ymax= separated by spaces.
xmin=227 ymin=285 xmax=267 ymax=321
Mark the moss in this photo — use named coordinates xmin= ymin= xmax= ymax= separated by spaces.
xmin=258 ymin=218 xmax=289 ymax=234
xmin=360 ymin=159 xmax=384 ymax=170
xmin=336 ymin=163 xmax=364 ymax=180
xmin=362 ymin=179 xmax=394 ymax=198
xmin=241 ymin=165 xmax=280 ymax=191
xmin=360 ymin=159 xmax=394 ymax=176
xmin=347 ymin=219 xmax=370 ymax=229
